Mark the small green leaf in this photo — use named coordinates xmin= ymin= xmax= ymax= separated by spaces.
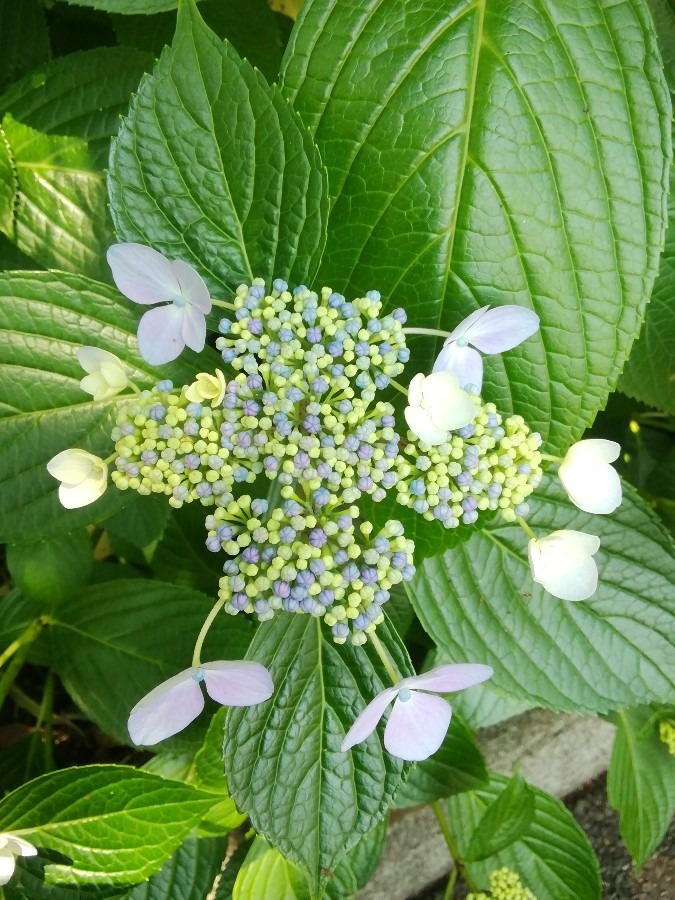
xmin=0 ymin=765 xmax=216 ymax=885
xmin=191 ymin=709 xmax=246 ymax=831
xmin=224 ymin=614 xmax=413 ymax=894
xmin=0 ymin=0 xmax=50 ymax=94
xmin=607 ymin=705 xmax=675 ymax=868
xmin=50 ymin=579 xmax=255 ymax=747
xmin=448 ymin=772 xmax=601 ymax=900
xmin=464 ymin=771 xmax=535 ymax=862
xmin=395 ymin=715 xmax=488 ymax=808
xmin=124 ymin=835 xmax=228 ymax=900
xmin=7 ymin=531 xmax=94 ymax=606
xmin=233 ymin=837 xmax=312 ymax=900
xmin=408 ymin=474 xmax=675 ymax=714
xmin=0 ymin=114 xmax=113 ymax=279
xmin=108 ymin=0 xmax=327 ymax=294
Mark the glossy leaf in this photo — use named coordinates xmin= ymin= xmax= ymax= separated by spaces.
xmin=0 ymin=270 xmax=215 ymax=543
xmin=0 ymin=766 xmax=215 ymax=885
xmin=224 ymin=614 xmax=413 ymax=894
xmin=49 ymin=579 xmax=255 ymax=748
xmin=607 ymin=705 xmax=675 ymax=868
xmin=282 ymin=0 xmax=671 ymax=454
xmin=464 ymin=771 xmax=535 ymax=862
xmin=408 ymin=474 xmax=675 ymax=714
xmin=108 ymin=0 xmax=327 ymax=295
xmin=124 ymin=835 xmax=228 ymax=900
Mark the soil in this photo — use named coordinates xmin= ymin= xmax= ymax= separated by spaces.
xmin=419 ymin=773 xmax=674 ymax=899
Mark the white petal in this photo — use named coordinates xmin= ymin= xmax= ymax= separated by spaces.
xmin=107 ymin=244 xmax=181 ymax=305
xmin=422 ymin=372 xmax=475 ymax=432
xmin=446 ymin=307 xmax=491 ymax=343
xmin=340 ymin=686 xmax=399 ymax=752
xmin=0 ymin=848 xmax=16 ymax=886
xmin=432 ymin=342 xmax=484 ymax=392
xmin=4 ymin=836 xmax=37 ymax=858
xmin=77 ymin=346 xmax=119 ymax=374
xmin=383 ymin=692 xmax=452 ymax=761
xmin=137 ymin=305 xmax=186 ymax=366
xmin=172 ymin=259 xmax=212 ymax=314
xmin=404 ymin=405 xmax=448 ymax=446
xmin=528 ymin=530 xmax=601 ymax=602
xmin=181 ymin=303 xmax=207 ymax=354
xmin=407 ymin=372 xmax=425 ymax=407
xmin=559 ymin=440 xmax=622 ymax=514
xmin=58 ymin=472 xmax=107 ymax=509
xmin=400 ymin=663 xmax=493 ymax=694
xmin=565 ymin=439 xmax=621 ymax=466
xmin=462 ymin=305 xmax=540 ymax=353
xmin=202 ymin=660 xmax=274 ymax=707
xmin=128 ymin=668 xmax=205 ymax=745
xmin=47 ymin=449 xmax=94 ymax=484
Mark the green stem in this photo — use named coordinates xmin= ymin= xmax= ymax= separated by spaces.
xmin=0 ymin=642 xmax=33 ymax=709
xmin=401 ymin=327 xmax=452 ymax=339
xmin=432 ymin=801 xmax=478 ymax=893
xmin=443 ymin=866 xmax=458 ymax=900
xmin=192 ymin=595 xmax=229 ymax=667
xmin=0 ymin=619 xmax=45 ymax=670
xmin=516 ymin=515 xmax=537 ymax=541
xmin=389 ymin=377 xmax=409 ymax=397
xmin=211 ymin=298 xmax=236 ymax=311
xmin=369 ymin=632 xmax=400 ymax=685
xmin=42 ymin=670 xmax=55 ymax=772
xmin=540 ymin=452 xmax=563 ymax=464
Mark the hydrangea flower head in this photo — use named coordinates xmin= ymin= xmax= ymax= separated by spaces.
xmin=107 ymin=243 xmax=212 ymax=365
xmin=558 ymin=439 xmax=622 ymax=514
xmin=128 ymin=660 xmax=274 ymax=745
xmin=341 ymin=663 xmax=493 ymax=760
xmin=433 ymin=305 xmax=539 ymax=391
xmin=528 ymin=529 xmax=600 ymax=601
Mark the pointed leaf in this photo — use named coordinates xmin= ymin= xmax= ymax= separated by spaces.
xmin=464 ymin=771 xmax=535 ymax=862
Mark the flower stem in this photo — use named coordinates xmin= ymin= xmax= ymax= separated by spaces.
xmin=517 ymin=515 xmax=537 ymax=541
xmin=432 ymin=801 xmax=478 ymax=893
xmin=388 ymin=377 xmax=409 ymax=397
xmin=0 ymin=619 xmax=46 ymax=709
xmin=541 ymin=452 xmax=563 ymax=464
xmin=369 ymin=632 xmax=400 ymax=685
xmin=192 ymin=596 xmax=229 ymax=667
xmin=211 ymin=298 xmax=236 ymax=311
xmin=0 ymin=618 xmax=45 ymax=670
xmin=402 ymin=327 xmax=452 ymax=339
xmin=443 ymin=866 xmax=458 ymax=900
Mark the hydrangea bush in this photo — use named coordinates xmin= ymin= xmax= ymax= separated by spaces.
xmin=0 ymin=1 xmax=673 ymax=898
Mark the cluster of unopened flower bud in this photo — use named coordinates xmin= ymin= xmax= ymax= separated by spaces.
xmin=467 ymin=867 xmax=536 ymax=900
xmin=395 ymin=397 xmax=542 ymax=528
xmin=110 ymin=380 xmax=239 ymax=509
xmin=659 ymin=719 xmax=675 ymax=755
xmin=209 ymin=495 xmax=414 ymax=644
xmin=215 ymin=279 xmax=409 ymax=403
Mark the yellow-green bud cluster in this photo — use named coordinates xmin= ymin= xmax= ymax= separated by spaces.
xmin=467 ymin=867 xmax=537 ymax=900
xmin=216 ymin=500 xmax=414 ymax=645
xmin=110 ymin=381 xmax=243 ymax=509
xmin=396 ymin=398 xmax=542 ymax=528
xmin=659 ymin=719 xmax=675 ymax=755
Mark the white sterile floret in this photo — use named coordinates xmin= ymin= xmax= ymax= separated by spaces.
xmin=77 ymin=346 xmax=128 ymax=401
xmin=184 ymin=369 xmax=227 ymax=406
xmin=0 ymin=833 xmax=37 ymax=886
xmin=404 ymin=371 xmax=475 ymax=445
xmin=528 ymin=529 xmax=601 ymax=602
xmin=433 ymin=305 xmax=539 ymax=392
xmin=558 ymin=439 xmax=622 ymax=514
xmin=46 ymin=449 xmax=108 ymax=509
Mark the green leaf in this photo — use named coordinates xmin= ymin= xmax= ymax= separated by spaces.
xmin=282 ymin=0 xmax=671 ymax=454
xmin=647 ymin=0 xmax=675 ymax=92
xmin=105 ymin=494 xmax=171 ymax=552
xmin=607 ymin=705 xmax=675 ymax=868
xmin=447 ymin=772 xmax=601 ymax=900
xmin=620 ymin=134 xmax=675 ymax=413
xmin=0 ymin=270 xmax=210 ymax=544
xmin=0 ymin=0 xmax=50 ymax=94
xmin=55 ymin=0 xmax=185 ymax=13
xmin=395 ymin=715 xmax=488 ymax=808
xmin=108 ymin=0 xmax=327 ymax=294
xmin=223 ymin=614 xmax=413 ymax=894
xmin=327 ymin=818 xmax=387 ymax=897
xmin=212 ymin=835 xmax=253 ymax=900
xmin=0 ymin=114 xmax=113 ymax=279
xmin=0 ymin=765 xmax=216 ymax=885
xmin=408 ymin=473 xmax=675 ymax=714
xmin=464 ymin=771 xmax=535 ymax=862
xmin=49 ymin=579 xmax=255 ymax=747
xmin=113 ymin=0 xmax=284 ymax=85
xmin=151 ymin=502 xmax=222 ymax=594
xmin=7 ymin=530 xmax=94 ymax=606
xmin=0 ymin=124 xmax=16 ymax=236
xmin=233 ymin=837 xmax=312 ymax=900
xmin=0 ymin=47 xmax=153 ymax=169
xmin=191 ymin=709 xmax=247 ymax=831
xmin=123 ymin=835 xmax=228 ymax=900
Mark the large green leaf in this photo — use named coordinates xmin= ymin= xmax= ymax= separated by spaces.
xmin=408 ymin=474 xmax=675 ymax=714
xmin=223 ymin=614 xmax=413 ymax=895
xmin=0 ymin=270 xmax=213 ymax=544
xmin=607 ymin=705 xmax=675 ymax=868
xmin=0 ymin=47 xmax=153 ymax=169
xmin=7 ymin=530 xmax=94 ymax=606
xmin=49 ymin=579 xmax=255 ymax=748
xmin=447 ymin=772 xmax=601 ymax=900
xmin=282 ymin=0 xmax=671 ymax=454
xmin=0 ymin=766 xmax=215 ymax=885
xmin=464 ymin=771 xmax=535 ymax=862
xmin=108 ymin=0 xmax=327 ymax=295
xmin=0 ymin=115 xmax=113 ymax=278
xmin=124 ymin=835 xmax=228 ymax=900
xmin=0 ymin=0 xmax=51 ymax=94
xmin=55 ymin=0 xmax=185 ymax=13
